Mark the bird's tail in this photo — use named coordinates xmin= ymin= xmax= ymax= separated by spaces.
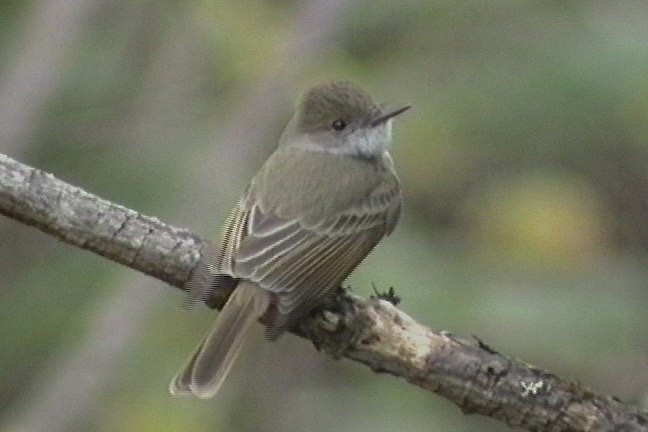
xmin=169 ymin=282 xmax=270 ymax=398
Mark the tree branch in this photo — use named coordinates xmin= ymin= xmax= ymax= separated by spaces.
xmin=1 ymin=153 xmax=646 ymax=432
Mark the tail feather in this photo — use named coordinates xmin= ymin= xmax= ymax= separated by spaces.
xmin=170 ymin=282 xmax=269 ymax=398
xmin=169 ymin=338 xmax=204 ymax=396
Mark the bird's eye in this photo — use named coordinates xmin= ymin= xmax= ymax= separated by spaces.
xmin=331 ymin=119 xmax=347 ymax=131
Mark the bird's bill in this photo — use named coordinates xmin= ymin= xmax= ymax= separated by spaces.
xmin=370 ymin=105 xmax=411 ymax=127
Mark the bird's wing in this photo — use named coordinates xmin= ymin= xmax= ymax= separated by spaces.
xmin=230 ymin=175 xmax=401 ymax=337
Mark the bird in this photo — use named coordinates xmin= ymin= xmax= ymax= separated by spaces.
xmin=170 ymin=80 xmax=409 ymax=398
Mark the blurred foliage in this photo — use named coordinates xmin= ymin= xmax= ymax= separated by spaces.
xmin=0 ymin=1 xmax=646 ymax=431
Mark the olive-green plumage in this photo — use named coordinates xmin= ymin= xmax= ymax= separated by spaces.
xmin=170 ymin=81 xmax=409 ymax=398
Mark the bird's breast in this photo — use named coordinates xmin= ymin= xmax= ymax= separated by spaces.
xmin=251 ymin=148 xmax=391 ymax=222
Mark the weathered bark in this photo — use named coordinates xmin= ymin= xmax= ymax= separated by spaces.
xmin=1 ymin=153 xmax=646 ymax=432
xmin=0 ymin=153 xmax=200 ymax=286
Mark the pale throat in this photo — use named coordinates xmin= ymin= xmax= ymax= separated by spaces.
xmin=290 ymin=122 xmax=393 ymax=159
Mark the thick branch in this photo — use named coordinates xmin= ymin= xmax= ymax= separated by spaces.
xmin=1 ymin=153 xmax=646 ymax=432
xmin=0 ymin=154 xmax=200 ymax=287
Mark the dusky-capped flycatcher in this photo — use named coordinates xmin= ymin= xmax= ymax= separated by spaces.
xmin=170 ymin=81 xmax=409 ymax=398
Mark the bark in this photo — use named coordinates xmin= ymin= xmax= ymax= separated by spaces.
xmin=1 ymin=153 xmax=646 ymax=432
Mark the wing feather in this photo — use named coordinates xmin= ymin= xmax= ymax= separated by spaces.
xmin=270 ymin=230 xmax=380 ymax=334
xmin=197 ymin=159 xmax=401 ymax=336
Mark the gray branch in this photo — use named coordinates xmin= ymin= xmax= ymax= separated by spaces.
xmin=1 ymin=153 xmax=646 ymax=432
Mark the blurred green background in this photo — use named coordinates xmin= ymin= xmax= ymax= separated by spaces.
xmin=1 ymin=1 xmax=647 ymax=431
